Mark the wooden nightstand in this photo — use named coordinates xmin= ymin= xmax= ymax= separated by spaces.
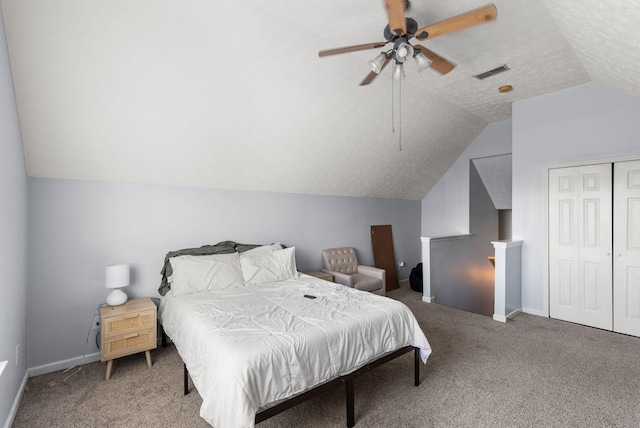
xmin=100 ymin=297 xmax=157 ymax=380
xmin=303 ymin=270 xmax=334 ymax=282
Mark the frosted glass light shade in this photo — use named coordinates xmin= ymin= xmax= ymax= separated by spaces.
xmin=105 ymin=264 xmax=130 ymax=306
xmin=369 ymin=52 xmax=387 ymax=74
xmin=392 ymin=62 xmax=405 ymax=80
xmin=414 ymin=51 xmax=432 ymax=73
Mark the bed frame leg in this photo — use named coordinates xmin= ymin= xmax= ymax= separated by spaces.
xmin=414 ymin=347 xmax=420 ymax=387
xmin=184 ymin=364 xmax=189 ymax=395
xmin=346 ymin=379 xmax=355 ymax=428
xmin=161 ymin=329 xmax=167 ymax=347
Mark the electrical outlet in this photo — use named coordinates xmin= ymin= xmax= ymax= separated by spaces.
xmin=399 ymin=261 xmax=406 ymax=268
xmin=15 ymin=344 xmax=19 ymax=365
xmin=92 ymin=315 xmax=101 ymax=330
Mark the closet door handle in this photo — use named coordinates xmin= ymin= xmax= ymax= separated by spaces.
xmin=617 ymin=253 xmax=622 ymax=257
xmin=605 ymin=252 xmax=611 ymax=256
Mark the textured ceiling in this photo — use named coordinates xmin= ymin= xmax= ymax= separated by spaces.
xmin=0 ymin=0 xmax=637 ymax=200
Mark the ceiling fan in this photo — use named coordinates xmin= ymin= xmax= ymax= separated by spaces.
xmin=319 ymin=1 xmax=497 ymax=86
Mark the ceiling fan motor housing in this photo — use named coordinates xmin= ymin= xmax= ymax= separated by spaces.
xmin=383 ymin=17 xmax=419 ymax=41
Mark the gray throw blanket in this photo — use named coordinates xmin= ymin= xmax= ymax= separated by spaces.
xmin=158 ymin=241 xmax=274 ymax=296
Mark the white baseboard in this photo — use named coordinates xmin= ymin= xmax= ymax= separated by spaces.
xmin=398 ymin=279 xmax=409 ymax=287
xmin=493 ymin=314 xmax=507 ymax=323
xmin=522 ymin=307 xmax=546 ymax=317
xmin=28 ymin=352 xmax=101 ymax=377
xmin=422 ymin=296 xmax=435 ymax=303
xmin=3 ymin=370 xmax=28 ymax=428
xmin=493 ymin=308 xmax=522 ymax=324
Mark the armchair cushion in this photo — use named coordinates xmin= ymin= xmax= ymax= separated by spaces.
xmin=321 ymin=247 xmax=358 ymax=275
xmin=321 ymin=247 xmax=386 ymax=296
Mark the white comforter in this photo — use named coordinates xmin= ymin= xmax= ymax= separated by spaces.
xmin=160 ymin=274 xmax=431 ymax=428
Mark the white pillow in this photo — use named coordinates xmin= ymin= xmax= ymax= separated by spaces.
xmin=240 ymin=247 xmax=298 ymax=286
xmin=169 ymin=252 xmax=244 ymax=296
xmin=240 ymin=242 xmax=283 ymax=256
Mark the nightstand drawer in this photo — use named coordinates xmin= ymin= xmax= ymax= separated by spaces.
xmin=102 ymin=309 xmax=155 ymax=338
xmin=101 ymin=328 xmax=155 ymax=361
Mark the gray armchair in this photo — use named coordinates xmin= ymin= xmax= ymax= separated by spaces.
xmin=321 ymin=247 xmax=386 ymax=296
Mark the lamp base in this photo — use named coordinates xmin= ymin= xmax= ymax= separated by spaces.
xmin=106 ymin=288 xmax=128 ymax=306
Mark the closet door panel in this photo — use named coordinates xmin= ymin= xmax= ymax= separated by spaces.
xmin=549 ymin=164 xmax=613 ymax=330
xmin=613 ymin=160 xmax=640 ymax=336
xmin=549 ymin=169 xmax=580 ymax=322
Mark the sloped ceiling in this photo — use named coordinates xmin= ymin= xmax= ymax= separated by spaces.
xmin=1 ymin=0 xmax=638 ymax=200
xmin=472 ymin=154 xmax=512 ymax=210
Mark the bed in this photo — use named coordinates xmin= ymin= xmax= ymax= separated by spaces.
xmin=158 ymin=242 xmax=431 ymax=428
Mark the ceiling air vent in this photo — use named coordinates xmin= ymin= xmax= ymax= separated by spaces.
xmin=474 ymin=65 xmax=510 ymax=80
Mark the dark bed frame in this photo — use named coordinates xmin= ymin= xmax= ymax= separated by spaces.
xmin=164 ymin=331 xmax=420 ymax=427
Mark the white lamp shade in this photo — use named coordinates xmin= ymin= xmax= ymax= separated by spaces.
xmin=105 ymin=264 xmax=130 ymax=306
xmin=105 ymin=264 xmax=130 ymax=289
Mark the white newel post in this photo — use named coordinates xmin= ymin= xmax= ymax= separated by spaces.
xmin=420 ymin=237 xmax=435 ymax=303
xmin=491 ymin=240 xmax=523 ymax=323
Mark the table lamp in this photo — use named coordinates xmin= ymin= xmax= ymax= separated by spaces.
xmin=105 ymin=264 xmax=130 ymax=306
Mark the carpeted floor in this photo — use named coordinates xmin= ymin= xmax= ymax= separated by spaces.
xmin=13 ymin=284 xmax=640 ymax=427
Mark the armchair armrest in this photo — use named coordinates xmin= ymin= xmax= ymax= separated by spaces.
xmin=322 ymin=269 xmax=353 ymax=287
xmin=357 ymin=265 xmax=386 ymax=294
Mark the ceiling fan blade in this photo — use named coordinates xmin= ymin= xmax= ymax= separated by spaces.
xmin=414 ymin=45 xmax=455 ymax=75
xmin=414 ymin=4 xmax=497 ymax=40
xmin=319 ymin=42 xmax=388 ymax=57
xmin=359 ymin=53 xmax=393 ymax=86
xmin=385 ymin=0 xmax=407 ymax=36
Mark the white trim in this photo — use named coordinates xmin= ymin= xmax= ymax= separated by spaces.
xmin=522 ymin=307 xmax=546 ymax=317
xmin=426 ymin=234 xmax=472 ymax=242
xmin=493 ymin=309 xmax=521 ymax=323
xmin=28 ymin=352 xmax=101 ymax=377
xmin=493 ymin=314 xmax=507 ymax=323
xmin=398 ymin=279 xmax=409 ymax=288
xmin=543 ymin=163 xmax=551 ymax=318
xmin=422 ymin=296 xmax=435 ymax=303
xmin=3 ymin=370 xmax=28 ymax=428
xmin=491 ymin=240 xmax=523 ymax=249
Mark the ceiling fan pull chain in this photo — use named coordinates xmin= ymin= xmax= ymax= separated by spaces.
xmin=391 ymin=75 xmax=395 ymax=134
xmin=398 ymin=77 xmax=402 ymax=151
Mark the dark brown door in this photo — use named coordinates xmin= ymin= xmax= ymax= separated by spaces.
xmin=371 ymin=225 xmax=399 ymax=291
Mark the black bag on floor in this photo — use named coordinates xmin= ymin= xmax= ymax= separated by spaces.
xmin=409 ymin=263 xmax=423 ymax=292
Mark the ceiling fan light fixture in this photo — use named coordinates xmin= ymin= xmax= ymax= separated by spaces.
xmin=414 ymin=51 xmax=432 ymax=73
xmin=369 ymin=52 xmax=388 ymax=74
xmin=392 ymin=62 xmax=406 ymax=80
xmin=394 ymin=42 xmax=414 ymax=64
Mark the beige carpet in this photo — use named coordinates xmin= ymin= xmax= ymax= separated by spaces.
xmin=13 ymin=285 xmax=640 ymax=428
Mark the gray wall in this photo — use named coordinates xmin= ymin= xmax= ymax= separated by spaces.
xmin=513 ymin=81 xmax=640 ymax=314
xmin=0 ymin=8 xmax=28 ymax=427
xmin=422 ymin=119 xmax=512 ymax=236
xmin=429 ymin=162 xmax=498 ymax=316
xmin=27 ymin=178 xmax=421 ymax=369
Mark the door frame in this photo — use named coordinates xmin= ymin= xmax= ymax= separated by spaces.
xmin=543 ymin=154 xmax=640 ymax=319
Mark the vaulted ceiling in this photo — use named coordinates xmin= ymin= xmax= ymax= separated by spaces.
xmin=2 ymin=0 xmax=639 ymax=200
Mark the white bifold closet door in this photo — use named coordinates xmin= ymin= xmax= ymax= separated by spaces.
xmin=549 ymin=163 xmax=613 ymax=330
xmin=613 ymin=160 xmax=640 ymax=336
